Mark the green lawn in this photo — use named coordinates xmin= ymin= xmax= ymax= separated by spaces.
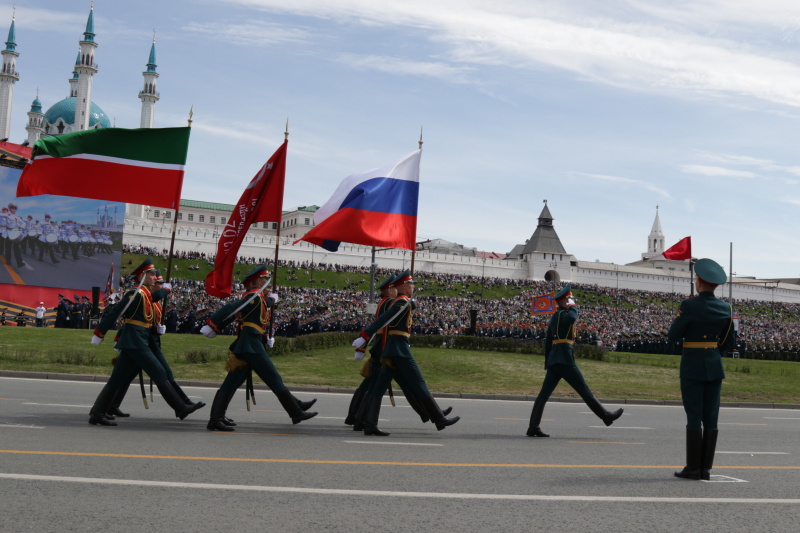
xmin=2 ymin=328 xmax=797 ymax=404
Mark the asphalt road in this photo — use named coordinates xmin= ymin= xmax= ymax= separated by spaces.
xmin=0 ymin=376 xmax=798 ymax=532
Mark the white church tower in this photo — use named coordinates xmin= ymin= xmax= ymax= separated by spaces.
xmin=642 ymin=206 xmax=665 ymax=260
xmin=25 ymin=92 xmax=44 ymax=145
xmin=138 ymin=36 xmax=159 ymax=128
xmin=73 ymin=4 xmax=98 ymax=132
xmin=0 ymin=14 xmax=19 ymax=140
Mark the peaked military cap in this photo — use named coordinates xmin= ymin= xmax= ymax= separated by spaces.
xmin=242 ymin=264 xmax=270 ymax=285
xmin=695 ymin=258 xmax=727 ymax=285
xmin=554 ymin=284 xmax=572 ymax=300
xmin=378 ymin=273 xmax=397 ymax=291
xmin=132 ymin=257 xmax=157 ymax=278
xmin=393 ymin=269 xmax=413 ymax=287
xmin=154 ymin=270 xmax=164 ymax=282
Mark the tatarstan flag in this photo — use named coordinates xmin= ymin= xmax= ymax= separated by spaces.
xmin=16 ymin=127 xmax=191 ymax=209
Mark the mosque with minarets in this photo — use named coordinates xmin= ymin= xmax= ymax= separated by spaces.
xmin=0 ymin=4 xmax=160 ymax=146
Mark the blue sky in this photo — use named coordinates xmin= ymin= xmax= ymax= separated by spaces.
xmin=4 ymin=1 xmax=800 ymax=278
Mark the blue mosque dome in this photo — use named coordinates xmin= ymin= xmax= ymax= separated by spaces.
xmin=30 ymin=97 xmax=42 ymax=114
xmin=43 ymin=96 xmax=112 ymax=129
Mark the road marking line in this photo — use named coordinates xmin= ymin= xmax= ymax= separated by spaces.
xmin=23 ymin=403 xmax=91 ymax=408
xmin=344 ymin=441 xmax=443 ymax=447
xmin=588 ymin=426 xmax=652 ymax=430
xmin=763 ymin=417 xmax=800 ymax=420
xmin=496 ymin=418 xmax=553 ymax=421
xmin=213 ymin=432 xmax=306 ymax=437
xmin=717 ymin=452 xmax=788 ymax=455
xmin=567 ymin=441 xmax=646 ymax=445
xmin=2 ymin=473 xmax=796 ymax=503
xmin=0 ymin=424 xmax=44 ymax=429
xmin=1 ymin=450 xmax=797 ymax=469
xmin=706 ymin=475 xmax=748 ymax=483
xmin=720 ymin=423 xmax=768 ymax=426
xmin=0 ymin=398 xmax=29 ymax=401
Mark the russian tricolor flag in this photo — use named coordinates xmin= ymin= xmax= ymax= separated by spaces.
xmin=296 ymin=149 xmax=421 ymax=252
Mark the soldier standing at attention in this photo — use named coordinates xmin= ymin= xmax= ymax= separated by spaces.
xmin=527 ymin=285 xmax=623 ymax=437
xmin=352 ymin=270 xmax=459 ymax=436
xmin=670 ymin=258 xmax=735 ymax=481
xmin=202 ymin=265 xmax=317 ymax=431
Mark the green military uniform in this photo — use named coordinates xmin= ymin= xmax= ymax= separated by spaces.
xmin=527 ymin=285 xmax=623 ymax=437
xmin=88 ymin=258 xmax=205 ymax=426
xmin=354 ymin=270 xmax=459 ymax=436
xmin=669 ymin=258 xmax=735 ymax=480
xmin=205 ymin=265 xmax=317 ymax=431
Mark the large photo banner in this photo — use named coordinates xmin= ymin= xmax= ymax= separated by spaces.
xmin=0 ymin=164 xmax=123 ymax=321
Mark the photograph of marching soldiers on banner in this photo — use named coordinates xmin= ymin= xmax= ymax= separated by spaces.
xmin=0 ymin=165 xmax=123 ymax=294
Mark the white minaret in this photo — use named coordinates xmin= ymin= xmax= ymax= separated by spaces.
xmin=642 ymin=205 xmax=665 ymax=259
xmin=74 ymin=4 xmax=98 ymax=131
xmin=25 ymin=92 xmax=44 ymax=145
xmin=138 ymin=35 xmax=159 ymax=128
xmin=68 ymin=52 xmax=80 ymax=98
xmin=0 ymin=14 xmax=19 ymax=140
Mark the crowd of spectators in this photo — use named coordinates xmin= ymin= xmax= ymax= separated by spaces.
xmin=117 ymin=246 xmax=800 ymax=355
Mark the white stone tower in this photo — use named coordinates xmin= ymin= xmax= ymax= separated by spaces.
xmin=642 ymin=206 xmax=665 ymax=260
xmin=0 ymin=14 xmax=19 ymax=140
xmin=73 ymin=4 xmax=98 ymax=132
xmin=138 ymin=36 xmax=159 ymax=128
xmin=25 ymin=92 xmax=44 ymax=145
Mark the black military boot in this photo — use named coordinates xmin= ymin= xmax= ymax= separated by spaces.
xmin=170 ymin=379 xmax=206 ymax=411
xmin=292 ymin=393 xmax=317 ymax=412
xmin=421 ymin=394 xmax=460 ymax=431
xmin=526 ymin=399 xmax=549 ymax=437
xmin=88 ymin=383 xmax=118 ymax=426
xmin=207 ymin=389 xmax=235 ymax=432
xmin=586 ymin=397 xmax=624 ymax=426
xmin=360 ymin=394 xmax=390 ymax=436
xmin=276 ymin=389 xmax=318 ymax=424
xmin=106 ymin=379 xmax=132 ymax=419
xmin=220 ymin=387 xmax=237 ymax=426
xmin=701 ymin=429 xmax=719 ymax=481
xmin=345 ymin=388 xmax=366 ymax=426
xmin=156 ymin=381 xmax=204 ymax=420
xmin=674 ymin=429 xmax=703 ymax=480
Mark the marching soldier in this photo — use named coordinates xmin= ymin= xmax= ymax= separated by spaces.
xmin=5 ymin=203 xmax=25 ymax=268
xmin=670 ymin=258 xmax=735 ymax=481
xmin=38 ymin=215 xmax=59 ymax=264
xmin=526 ymin=285 xmax=623 ymax=437
xmin=202 ymin=265 xmax=317 ymax=431
xmin=87 ymin=257 xmax=205 ymax=426
xmin=352 ymin=270 xmax=459 ymax=436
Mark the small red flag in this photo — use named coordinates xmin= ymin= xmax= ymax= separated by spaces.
xmin=531 ymin=292 xmax=557 ymax=315
xmin=204 ymin=141 xmax=287 ymax=298
xmin=662 ymin=236 xmax=692 ymax=260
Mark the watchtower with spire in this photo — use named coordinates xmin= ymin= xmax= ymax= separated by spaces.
xmin=0 ymin=13 xmax=19 ymax=140
xmin=138 ymin=35 xmax=159 ymax=128
xmin=642 ymin=206 xmax=665 ymax=260
xmin=73 ymin=4 xmax=98 ymax=131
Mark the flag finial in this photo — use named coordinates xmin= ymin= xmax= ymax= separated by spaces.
xmin=418 ymin=126 xmax=423 ymax=149
xmin=285 ymin=118 xmax=289 ymax=140
xmin=187 ymin=106 xmax=193 ymax=127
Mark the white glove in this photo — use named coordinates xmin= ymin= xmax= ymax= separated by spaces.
xmin=90 ymin=334 xmax=103 ymax=345
xmin=162 ymin=282 xmax=172 ymax=290
xmin=354 ymin=349 xmax=365 ymax=360
xmin=114 ymin=348 xmax=121 ymax=355
xmin=352 ymin=337 xmax=367 ymax=349
xmin=269 ymin=293 xmax=279 ymax=304
xmin=200 ymin=324 xmax=217 ymax=338
xmin=267 ymin=336 xmax=275 ymax=348
xmin=156 ymin=324 xmax=166 ymax=335
xmin=566 ymin=298 xmax=576 ymax=306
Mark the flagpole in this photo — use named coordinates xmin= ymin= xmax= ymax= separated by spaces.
xmin=161 ymin=109 xmax=193 ymax=287
xmin=268 ymin=120 xmax=289 ymax=339
xmin=408 ymin=129 xmax=424 ymax=277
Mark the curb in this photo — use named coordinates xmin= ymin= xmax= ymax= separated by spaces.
xmin=1 ymin=370 xmax=798 ymax=409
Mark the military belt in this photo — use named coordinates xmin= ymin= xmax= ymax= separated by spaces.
xmin=552 ymin=339 xmax=574 ymax=345
xmin=388 ymin=331 xmax=411 ymax=338
xmin=124 ymin=319 xmax=153 ymax=328
xmin=242 ymin=321 xmax=265 ymax=334
xmin=683 ymin=341 xmax=718 ymax=348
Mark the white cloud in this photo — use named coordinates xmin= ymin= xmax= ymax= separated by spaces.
xmin=573 ymin=171 xmax=671 ymax=197
xmin=680 ymin=165 xmax=759 ymax=178
xmin=182 ymin=20 xmax=312 ymax=47
xmin=337 ymin=54 xmax=474 ymax=84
